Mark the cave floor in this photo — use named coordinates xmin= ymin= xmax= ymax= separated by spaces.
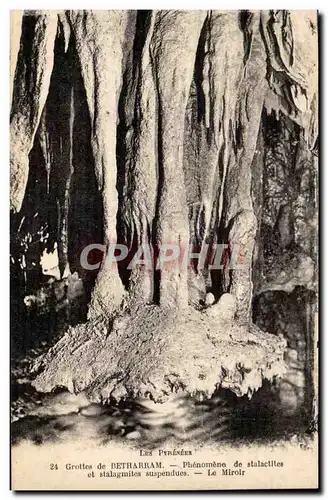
xmin=11 ymin=320 xmax=312 ymax=450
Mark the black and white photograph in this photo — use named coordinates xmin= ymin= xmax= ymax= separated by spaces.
xmin=10 ymin=9 xmax=319 ymax=490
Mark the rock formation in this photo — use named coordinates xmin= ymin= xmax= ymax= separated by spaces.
xmin=10 ymin=10 xmax=318 ymax=404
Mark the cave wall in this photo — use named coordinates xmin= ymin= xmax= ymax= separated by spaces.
xmin=253 ymin=109 xmax=318 ymax=421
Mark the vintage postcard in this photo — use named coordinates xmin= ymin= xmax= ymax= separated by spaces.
xmin=10 ymin=9 xmax=319 ymax=490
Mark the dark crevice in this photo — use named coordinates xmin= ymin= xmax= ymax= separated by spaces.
xmin=11 ymin=13 xmax=37 ymax=124
xmin=67 ymin=32 xmax=103 ymax=299
xmin=239 ymin=10 xmax=254 ymax=66
xmin=150 ymin=38 xmax=164 ymax=306
xmin=253 ymin=288 xmax=316 ymax=426
xmin=116 ymin=10 xmax=150 ymax=289
xmin=194 ymin=15 xmax=208 ymax=126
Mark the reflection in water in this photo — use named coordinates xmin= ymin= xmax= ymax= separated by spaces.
xmin=11 ymin=383 xmax=309 ymax=449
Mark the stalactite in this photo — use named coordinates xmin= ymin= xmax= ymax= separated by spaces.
xmin=10 ymin=11 xmax=23 ymax=108
xmin=10 ymin=12 xmax=57 ymax=213
xmin=150 ymin=10 xmax=207 ymax=308
xmin=261 ymin=10 xmax=318 ymax=144
xmin=67 ymin=11 xmax=133 ymax=318
xmin=120 ymin=11 xmax=158 ymax=305
xmin=38 ymin=111 xmax=51 ymax=195
xmin=58 ymin=84 xmax=75 ymax=279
